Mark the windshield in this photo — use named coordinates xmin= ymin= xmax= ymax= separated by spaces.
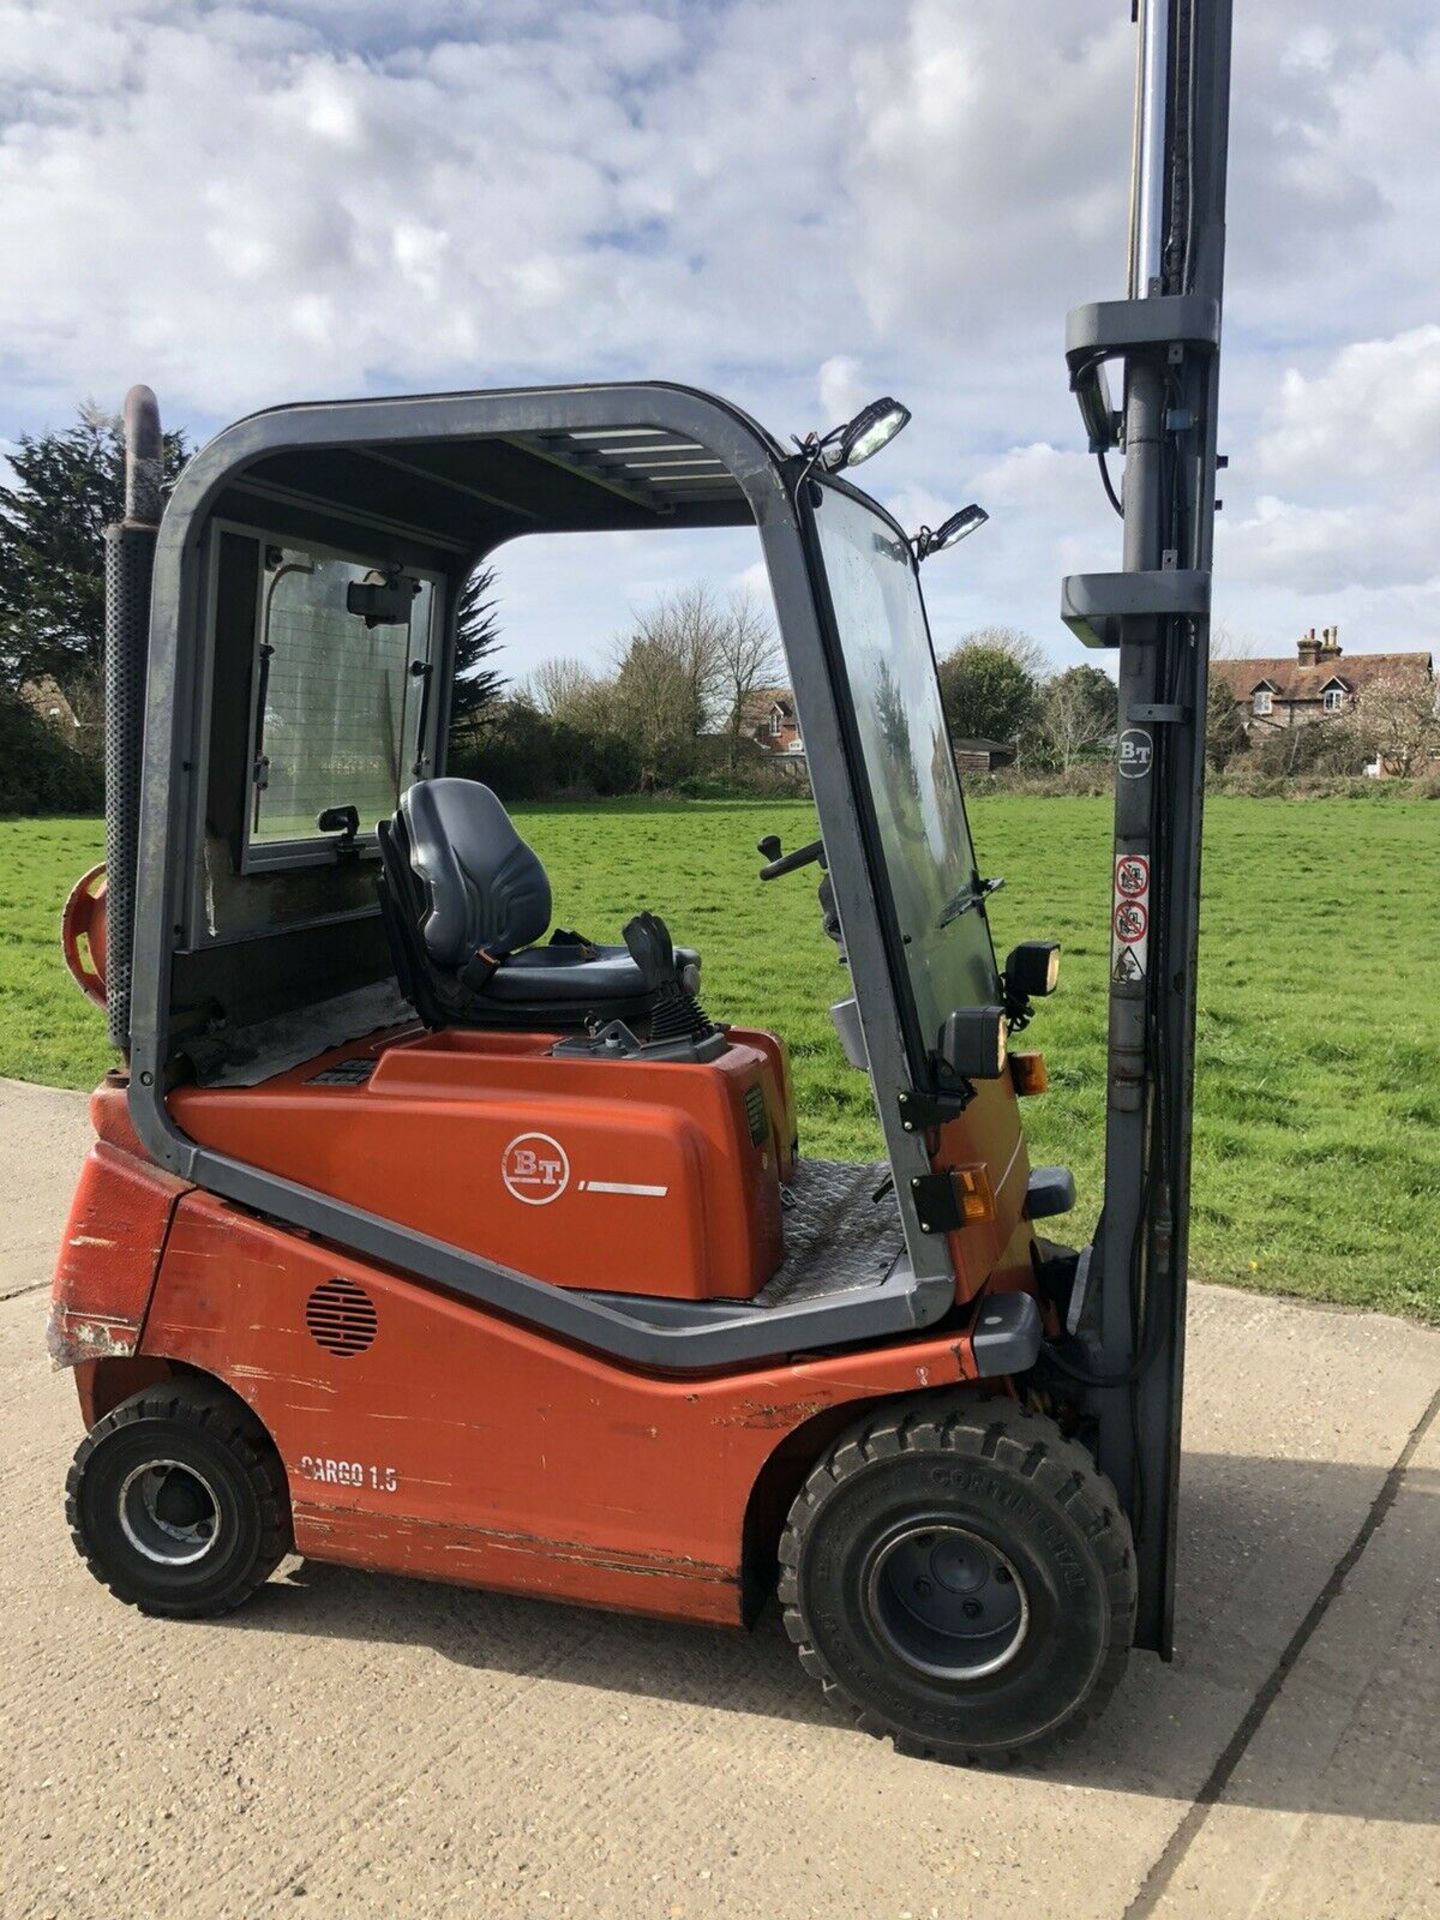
xmin=811 ymin=483 xmax=999 ymax=1073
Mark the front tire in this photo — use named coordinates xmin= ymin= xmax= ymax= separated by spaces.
xmin=779 ymin=1396 xmax=1135 ymax=1765
xmin=66 ymin=1381 xmax=291 ymax=1618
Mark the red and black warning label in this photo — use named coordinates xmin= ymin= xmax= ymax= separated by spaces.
xmin=1111 ymin=851 xmax=1150 ymax=984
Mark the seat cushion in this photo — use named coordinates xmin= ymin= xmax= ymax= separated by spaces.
xmin=489 ymin=943 xmax=700 ymax=1006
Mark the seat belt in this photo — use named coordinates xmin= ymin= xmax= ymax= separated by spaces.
xmin=458 ymin=947 xmax=503 ymax=991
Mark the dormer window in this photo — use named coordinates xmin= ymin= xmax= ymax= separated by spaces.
xmin=1253 ymin=688 xmax=1273 ymax=716
xmin=769 ymin=707 xmax=783 ymax=738
xmin=1323 ymin=686 xmax=1344 ymax=713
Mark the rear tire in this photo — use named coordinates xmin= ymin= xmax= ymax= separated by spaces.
xmin=779 ymin=1396 xmax=1134 ymax=1765
xmin=66 ymin=1381 xmax=291 ymax=1618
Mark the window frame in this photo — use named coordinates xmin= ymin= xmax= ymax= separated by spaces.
xmin=1252 ymin=687 xmax=1274 ymax=717
xmin=1322 ymin=685 xmax=1344 ymax=713
xmin=223 ymin=522 xmax=444 ymax=875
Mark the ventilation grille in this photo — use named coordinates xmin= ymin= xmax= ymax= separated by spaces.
xmin=744 ymin=1081 xmax=769 ymax=1147
xmin=305 ymin=1278 xmax=378 ymax=1357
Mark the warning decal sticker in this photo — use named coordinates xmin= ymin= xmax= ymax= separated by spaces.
xmin=1111 ymin=850 xmax=1151 ymax=984
xmin=1115 ymin=854 xmax=1149 ymax=898
xmin=1113 ymin=899 xmax=1148 ymax=945
xmin=1112 ymin=947 xmax=1145 ymax=985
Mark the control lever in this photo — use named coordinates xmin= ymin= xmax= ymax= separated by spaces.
xmin=756 ymin=834 xmax=825 ymax=882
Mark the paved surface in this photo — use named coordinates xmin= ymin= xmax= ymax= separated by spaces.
xmin=2 ymin=1076 xmax=1436 ymax=1920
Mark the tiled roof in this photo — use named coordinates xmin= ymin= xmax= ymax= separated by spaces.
xmin=1212 ymin=652 xmax=1433 ymax=702
xmin=740 ymin=686 xmax=796 ymax=722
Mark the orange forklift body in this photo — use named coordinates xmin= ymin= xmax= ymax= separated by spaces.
xmin=52 ymin=1083 xmax=1007 ymax=1627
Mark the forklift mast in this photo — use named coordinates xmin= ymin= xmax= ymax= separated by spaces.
xmin=1062 ymin=0 xmax=1234 ymax=1655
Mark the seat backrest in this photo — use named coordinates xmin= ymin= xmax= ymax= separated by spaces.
xmin=398 ymin=778 xmax=551 ymax=965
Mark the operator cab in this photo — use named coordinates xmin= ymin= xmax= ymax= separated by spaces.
xmin=115 ymin=380 xmax=1057 ymax=1364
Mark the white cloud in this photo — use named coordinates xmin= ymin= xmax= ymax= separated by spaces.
xmin=0 ymin=0 xmax=1436 ymax=659
xmin=1258 ymin=327 xmax=1440 ymax=483
xmin=817 ymin=355 xmax=866 ymax=427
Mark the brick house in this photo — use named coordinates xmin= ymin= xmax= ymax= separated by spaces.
xmin=1211 ymin=628 xmax=1435 ymax=734
xmin=739 ymin=687 xmax=804 ymax=755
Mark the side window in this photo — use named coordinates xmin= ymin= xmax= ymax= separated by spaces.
xmin=247 ymin=544 xmax=435 ymax=856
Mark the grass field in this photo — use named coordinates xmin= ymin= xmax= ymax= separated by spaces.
xmin=3 ymin=796 xmax=1437 ymax=1321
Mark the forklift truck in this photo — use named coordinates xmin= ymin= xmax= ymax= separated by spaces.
xmin=48 ymin=0 xmax=1231 ymax=1763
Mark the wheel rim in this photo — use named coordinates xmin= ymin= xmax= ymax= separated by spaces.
xmin=864 ymin=1522 xmax=1030 ymax=1682
xmin=117 ymin=1458 xmax=222 ymax=1567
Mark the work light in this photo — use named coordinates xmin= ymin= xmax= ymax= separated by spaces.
xmin=937 ymin=1005 xmax=1009 ymax=1081
xmin=1006 ymin=941 xmax=1062 ymax=999
xmin=823 ymin=397 xmax=911 ymax=471
xmin=914 ymin=503 xmax=989 ymax=561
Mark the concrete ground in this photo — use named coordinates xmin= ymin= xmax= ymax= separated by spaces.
xmin=2 ymin=1075 xmax=1436 ymax=1920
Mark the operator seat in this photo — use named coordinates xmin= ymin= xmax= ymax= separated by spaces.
xmin=377 ymin=778 xmax=700 ymax=1031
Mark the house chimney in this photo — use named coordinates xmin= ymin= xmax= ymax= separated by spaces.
xmin=1297 ymin=627 xmax=1322 ymax=667
xmin=1319 ymin=624 xmax=1341 ymax=657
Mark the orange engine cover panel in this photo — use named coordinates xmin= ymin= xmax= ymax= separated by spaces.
xmin=140 ymin=1187 xmax=984 ymax=1626
xmin=171 ymin=1027 xmax=785 ymax=1301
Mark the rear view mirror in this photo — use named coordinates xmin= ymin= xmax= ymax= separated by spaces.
xmin=346 ymin=570 xmax=420 ymax=627
xmin=937 ymin=1006 xmax=1009 ymax=1081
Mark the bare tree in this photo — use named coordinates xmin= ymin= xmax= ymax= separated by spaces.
xmin=1205 ymin=673 xmax=1247 ymax=772
xmin=1207 ymin=620 xmax=1263 ymax=661
xmin=714 ymin=592 xmax=782 ymax=772
xmin=1041 ymin=664 xmax=1117 ymax=771
xmin=617 ymin=583 xmax=731 ymax=716
xmin=525 ymin=655 xmax=599 ymax=721
xmin=1346 ymin=670 xmax=1440 ymax=777
xmin=953 ymin=625 xmax=1048 ymax=678
xmin=608 ymin=583 xmax=780 ymax=789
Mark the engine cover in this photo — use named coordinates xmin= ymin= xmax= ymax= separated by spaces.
xmin=171 ymin=1025 xmax=788 ymax=1301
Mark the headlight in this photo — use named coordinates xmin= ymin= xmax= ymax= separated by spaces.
xmin=1005 ymin=940 xmax=1061 ymax=999
xmin=937 ymin=1005 xmax=1010 ymax=1082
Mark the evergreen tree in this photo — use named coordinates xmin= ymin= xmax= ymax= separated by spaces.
xmin=449 ymin=564 xmax=504 ymax=726
xmin=0 ymin=404 xmax=187 ymax=696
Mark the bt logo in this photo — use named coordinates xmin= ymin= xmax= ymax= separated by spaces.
xmin=501 ymin=1133 xmax=570 ymax=1205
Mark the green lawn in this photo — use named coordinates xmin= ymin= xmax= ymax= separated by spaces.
xmin=5 ymin=796 xmax=1437 ymax=1321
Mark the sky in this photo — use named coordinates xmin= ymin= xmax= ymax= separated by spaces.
xmin=2 ymin=0 xmax=1437 ymax=681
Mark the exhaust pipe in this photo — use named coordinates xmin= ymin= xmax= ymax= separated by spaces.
xmin=103 ymin=385 xmax=163 ymax=1055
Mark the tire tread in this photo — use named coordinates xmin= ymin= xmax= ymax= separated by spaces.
xmin=779 ymin=1395 xmax=1136 ymax=1767
xmin=66 ymin=1379 xmax=291 ymax=1619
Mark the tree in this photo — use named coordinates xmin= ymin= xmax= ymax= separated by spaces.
xmin=0 ymin=404 xmax=187 ymax=698
xmin=449 ymin=564 xmax=503 ymax=728
xmin=1346 ymin=670 xmax=1440 ymax=777
xmin=525 ymin=654 xmax=600 ymax=721
xmin=958 ymin=624 xmax=1047 ymax=677
xmin=1041 ymin=664 xmax=1118 ymax=770
xmin=713 ymin=591 xmax=781 ymax=773
xmin=613 ymin=632 xmax=709 ymax=791
xmin=935 ymin=628 xmax=1042 ymax=745
xmin=1204 ymin=673 xmax=1248 ymax=772
xmin=611 ymin=583 xmax=735 ymax=790
xmin=0 ymin=687 xmax=104 ymax=814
